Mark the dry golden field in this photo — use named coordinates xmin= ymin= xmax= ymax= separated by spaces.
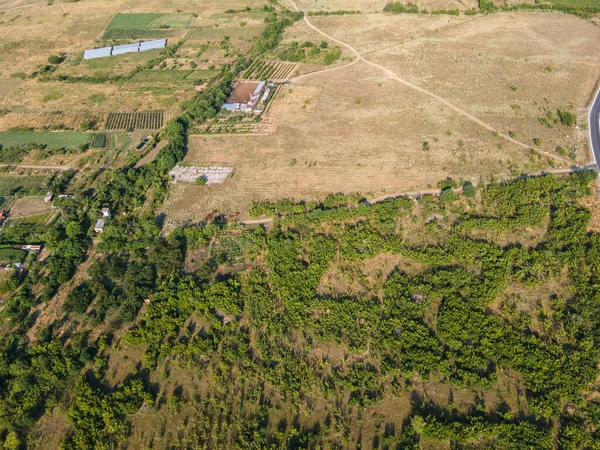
xmin=162 ymin=10 xmax=600 ymax=224
xmin=0 ymin=0 xmax=269 ymax=131
xmin=163 ymin=59 xmax=550 ymax=224
xmin=312 ymin=12 xmax=599 ymax=156
xmin=288 ymin=0 xmax=478 ymax=12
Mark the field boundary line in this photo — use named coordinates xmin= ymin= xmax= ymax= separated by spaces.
xmin=287 ymin=0 xmax=573 ymax=166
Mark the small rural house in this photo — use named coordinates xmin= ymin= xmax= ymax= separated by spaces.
xmin=101 ymin=208 xmax=111 ymax=218
xmin=44 ymin=192 xmax=53 ymax=203
xmin=94 ymin=219 xmax=105 ymax=233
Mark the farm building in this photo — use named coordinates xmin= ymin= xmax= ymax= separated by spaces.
xmin=22 ymin=245 xmax=42 ymax=252
xmin=222 ymin=81 xmax=267 ymax=113
xmin=94 ymin=219 xmax=105 ymax=233
xmin=101 ymin=208 xmax=111 ymax=218
xmin=112 ymin=43 xmax=140 ymax=56
xmin=44 ymin=192 xmax=53 ymax=203
xmin=222 ymin=102 xmax=247 ymax=112
xmin=140 ymin=39 xmax=167 ymax=51
xmin=84 ymin=46 xmax=112 ymax=60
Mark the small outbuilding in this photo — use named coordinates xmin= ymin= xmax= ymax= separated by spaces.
xmin=94 ymin=219 xmax=105 ymax=233
xmin=44 ymin=192 xmax=53 ymax=203
xmin=101 ymin=208 xmax=111 ymax=218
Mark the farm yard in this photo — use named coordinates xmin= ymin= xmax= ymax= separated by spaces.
xmin=8 ymin=196 xmax=53 ymax=219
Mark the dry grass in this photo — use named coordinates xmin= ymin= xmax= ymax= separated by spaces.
xmin=9 ymin=196 xmax=52 ymax=218
xmin=0 ymin=78 xmax=20 ymax=99
xmin=290 ymin=0 xmax=478 ymax=12
xmin=313 ymin=12 xmax=600 ymax=161
xmin=162 ymin=54 xmax=558 ymax=225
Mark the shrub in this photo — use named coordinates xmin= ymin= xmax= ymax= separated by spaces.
xmin=440 ymin=189 xmax=456 ymax=202
xmin=63 ymin=283 xmax=94 ymax=314
xmin=463 ymin=182 xmax=476 ymax=197
xmin=557 ymin=108 xmax=575 ymax=127
xmin=195 ymin=177 xmax=207 ymax=186
xmin=47 ymin=54 xmax=64 ymax=65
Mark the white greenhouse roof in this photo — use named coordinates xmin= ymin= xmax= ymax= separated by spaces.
xmin=112 ymin=43 xmax=140 ymax=55
xmin=83 ymin=47 xmax=113 ymax=59
xmin=139 ymin=39 xmax=167 ymax=51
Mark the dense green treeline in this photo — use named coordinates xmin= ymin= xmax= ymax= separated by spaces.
xmin=384 ymin=0 xmax=600 ymax=17
xmin=2 ymin=157 xmax=600 ymax=447
xmin=47 ymin=171 xmax=600 ymax=447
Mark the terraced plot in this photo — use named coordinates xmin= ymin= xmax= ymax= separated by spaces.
xmin=105 ymin=112 xmax=164 ymax=131
xmin=244 ymin=60 xmax=297 ymax=80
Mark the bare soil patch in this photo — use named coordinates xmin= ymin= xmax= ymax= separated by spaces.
xmin=9 ymin=196 xmax=52 ymax=218
xmin=228 ymin=81 xmax=259 ymax=103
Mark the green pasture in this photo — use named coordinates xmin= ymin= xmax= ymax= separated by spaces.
xmin=0 ymin=131 xmax=91 ymax=149
xmin=0 ymin=176 xmax=47 ymax=196
xmin=104 ymin=13 xmax=194 ymax=39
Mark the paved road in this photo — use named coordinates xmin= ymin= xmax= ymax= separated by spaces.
xmin=589 ymin=86 xmax=600 ymax=170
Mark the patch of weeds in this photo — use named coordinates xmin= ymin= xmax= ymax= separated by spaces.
xmin=42 ymin=91 xmax=63 ymax=102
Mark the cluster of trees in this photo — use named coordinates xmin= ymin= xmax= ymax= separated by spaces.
xmin=385 ymin=0 xmax=598 ymax=17
xmin=97 ymin=171 xmax=600 ymax=447
xmin=2 ymin=168 xmax=600 ymax=447
xmin=279 ymin=41 xmax=342 ymax=65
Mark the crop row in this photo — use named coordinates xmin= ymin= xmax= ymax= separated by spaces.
xmin=244 ymin=60 xmax=296 ymax=80
xmin=105 ymin=112 xmax=164 ymax=131
xmin=91 ymin=133 xmax=110 ymax=149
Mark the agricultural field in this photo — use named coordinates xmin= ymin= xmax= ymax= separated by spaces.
xmin=9 ymin=197 xmax=53 ymax=219
xmin=244 ymin=60 xmax=298 ymax=80
xmin=0 ymin=175 xmax=47 ymax=196
xmin=0 ymin=131 xmax=91 ymax=149
xmin=91 ymin=133 xmax=110 ymax=149
xmin=103 ymin=13 xmax=195 ymax=40
xmin=105 ymin=112 xmax=165 ymax=131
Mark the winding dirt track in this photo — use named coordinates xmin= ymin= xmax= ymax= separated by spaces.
xmin=287 ymin=0 xmax=573 ymax=165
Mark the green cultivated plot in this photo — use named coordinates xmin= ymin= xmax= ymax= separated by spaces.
xmin=0 ymin=176 xmax=47 ymax=195
xmin=104 ymin=13 xmax=194 ymax=39
xmin=0 ymin=131 xmax=90 ymax=149
xmin=549 ymin=0 xmax=599 ymax=8
xmin=0 ymin=248 xmax=26 ymax=263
